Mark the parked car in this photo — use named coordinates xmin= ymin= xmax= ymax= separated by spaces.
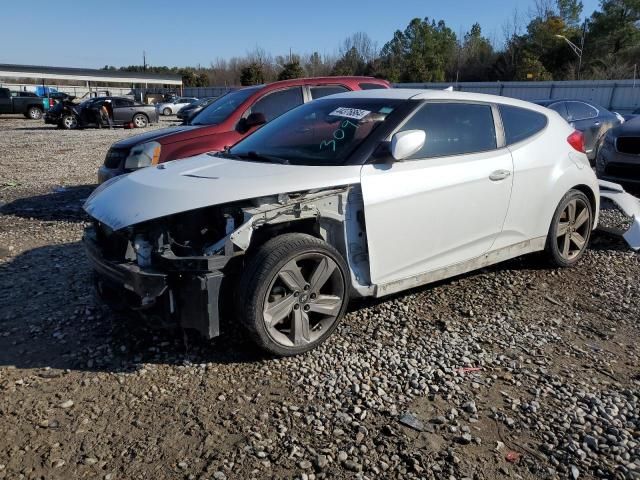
xmin=98 ymin=76 xmax=391 ymax=183
xmin=84 ymin=89 xmax=600 ymax=356
xmin=535 ymin=99 xmax=621 ymax=162
xmin=176 ymin=96 xmax=218 ymax=122
xmin=45 ymin=96 xmax=159 ymax=129
xmin=595 ymin=116 xmax=640 ymax=188
xmin=156 ymin=97 xmax=198 ymax=116
xmin=0 ymin=87 xmax=48 ymax=119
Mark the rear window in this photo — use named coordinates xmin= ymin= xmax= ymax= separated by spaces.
xmin=566 ymin=101 xmax=598 ymax=121
xmin=359 ymin=82 xmax=387 ymax=90
xmin=499 ymin=105 xmax=548 ymax=145
xmin=310 ymin=85 xmax=349 ymax=100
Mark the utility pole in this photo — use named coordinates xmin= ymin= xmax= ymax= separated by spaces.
xmin=143 ymin=51 xmax=147 ymax=72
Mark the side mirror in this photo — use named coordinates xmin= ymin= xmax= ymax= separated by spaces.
xmin=237 ymin=112 xmax=267 ymax=133
xmin=390 ymin=130 xmax=426 ymax=161
xmin=245 ymin=112 xmax=267 ymax=128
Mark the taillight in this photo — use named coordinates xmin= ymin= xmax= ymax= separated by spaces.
xmin=567 ymin=130 xmax=585 ymax=153
xmin=49 ymin=99 xmax=54 ymax=108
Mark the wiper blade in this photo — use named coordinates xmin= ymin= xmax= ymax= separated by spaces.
xmin=243 ymin=151 xmax=290 ymax=165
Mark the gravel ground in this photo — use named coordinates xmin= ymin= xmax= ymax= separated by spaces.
xmin=0 ymin=114 xmax=639 ymax=480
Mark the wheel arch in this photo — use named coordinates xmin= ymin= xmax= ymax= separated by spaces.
xmin=571 ymin=183 xmax=597 ymax=219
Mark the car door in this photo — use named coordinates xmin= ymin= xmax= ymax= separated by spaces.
xmin=565 ymin=101 xmax=600 ymax=156
xmin=0 ymin=89 xmax=11 ymax=114
xmin=112 ymin=98 xmax=134 ymax=123
xmin=360 ymin=101 xmax=513 ymax=286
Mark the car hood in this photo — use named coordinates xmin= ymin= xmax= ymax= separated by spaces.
xmin=84 ymin=154 xmax=362 ymax=230
xmin=110 ymin=125 xmax=201 ymax=149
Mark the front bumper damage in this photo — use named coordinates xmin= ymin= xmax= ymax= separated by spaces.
xmin=84 ymin=227 xmax=232 ymax=339
xmin=598 ymin=180 xmax=640 ymax=251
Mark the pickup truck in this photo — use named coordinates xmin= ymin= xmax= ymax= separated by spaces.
xmin=0 ymin=88 xmax=49 ymax=119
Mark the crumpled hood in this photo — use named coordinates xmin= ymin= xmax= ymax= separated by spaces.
xmin=84 ymin=154 xmax=362 ymax=230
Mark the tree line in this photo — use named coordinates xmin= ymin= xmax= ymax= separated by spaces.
xmin=104 ymin=0 xmax=639 ymax=86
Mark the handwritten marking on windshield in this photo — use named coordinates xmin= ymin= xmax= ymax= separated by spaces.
xmin=319 ymin=120 xmax=358 ymax=152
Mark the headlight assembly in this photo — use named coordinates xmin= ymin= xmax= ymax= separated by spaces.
xmin=124 ymin=141 xmax=162 ymax=170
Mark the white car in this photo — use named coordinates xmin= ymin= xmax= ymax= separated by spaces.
xmin=84 ymin=89 xmax=606 ymax=356
xmin=155 ymin=97 xmax=198 ymax=116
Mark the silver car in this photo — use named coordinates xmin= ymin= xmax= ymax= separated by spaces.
xmin=156 ymin=97 xmax=198 ymax=116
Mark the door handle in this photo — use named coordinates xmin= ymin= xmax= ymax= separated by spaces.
xmin=489 ymin=169 xmax=511 ymax=181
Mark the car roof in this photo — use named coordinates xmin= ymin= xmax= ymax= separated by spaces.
xmin=327 ymin=88 xmax=552 ymax=113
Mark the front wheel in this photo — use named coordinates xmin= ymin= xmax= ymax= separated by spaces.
xmin=545 ymin=189 xmax=593 ymax=267
xmin=162 ymin=107 xmax=172 ymax=116
xmin=60 ymin=114 xmax=78 ymax=129
xmin=238 ymin=233 xmax=350 ymax=356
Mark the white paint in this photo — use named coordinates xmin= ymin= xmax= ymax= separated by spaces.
xmin=84 ymin=155 xmax=362 ymax=231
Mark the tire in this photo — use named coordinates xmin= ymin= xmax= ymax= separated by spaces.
xmin=26 ymin=106 xmax=43 ymax=120
xmin=238 ymin=233 xmax=350 ymax=356
xmin=132 ymin=113 xmax=148 ymax=128
xmin=545 ymin=189 xmax=593 ymax=267
xmin=163 ymin=107 xmax=172 ymax=116
xmin=61 ymin=114 xmax=78 ymax=130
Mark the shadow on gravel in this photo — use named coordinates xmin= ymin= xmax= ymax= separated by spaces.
xmin=0 ymin=184 xmax=95 ymax=222
xmin=0 ymin=241 xmax=272 ymax=374
xmin=0 ymin=231 xmax=632 ymax=374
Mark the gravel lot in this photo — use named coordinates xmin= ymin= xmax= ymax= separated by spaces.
xmin=0 ymin=114 xmax=639 ymax=480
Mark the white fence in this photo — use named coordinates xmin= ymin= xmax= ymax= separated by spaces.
xmin=397 ymin=79 xmax=640 ymax=113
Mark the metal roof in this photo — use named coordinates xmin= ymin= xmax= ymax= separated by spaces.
xmin=0 ymin=64 xmax=182 ymax=85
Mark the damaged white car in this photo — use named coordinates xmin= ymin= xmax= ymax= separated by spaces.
xmin=85 ymin=89 xmax=631 ymax=356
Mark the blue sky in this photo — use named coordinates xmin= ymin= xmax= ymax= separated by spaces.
xmin=0 ymin=0 xmax=600 ymax=68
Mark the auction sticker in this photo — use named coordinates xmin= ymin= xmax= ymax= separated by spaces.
xmin=329 ymin=107 xmax=371 ymax=120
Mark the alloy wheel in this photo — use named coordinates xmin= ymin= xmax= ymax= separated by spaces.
xmin=262 ymin=253 xmax=345 ymax=348
xmin=133 ymin=115 xmax=147 ymax=128
xmin=63 ymin=115 xmax=77 ymax=129
xmin=556 ymin=198 xmax=591 ymax=261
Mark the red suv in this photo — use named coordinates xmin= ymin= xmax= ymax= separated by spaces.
xmin=98 ymin=76 xmax=390 ymax=183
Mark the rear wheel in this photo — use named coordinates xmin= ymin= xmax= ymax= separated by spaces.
xmin=26 ymin=106 xmax=43 ymax=120
xmin=61 ymin=114 xmax=78 ymax=130
xmin=239 ymin=233 xmax=350 ymax=356
xmin=545 ymin=189 xmax=593 ymax=267
xmin=163 ymin=107 xmax=172 ymax=116
xmin=132 ymin=113 xmax=148 ymax=128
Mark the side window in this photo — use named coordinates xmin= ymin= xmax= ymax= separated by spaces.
xmin=359 ymin=82 xmax=387 ymax=90
xmin=399 ymin=103 xmax=497 ymax=159
xmin=566 ymin=101 xmax=598 ymax=121
xmin=310 ymin=85 xmax=349 ymax=100
xmin=0 ymin=89 xmax=10 ymax=99
xmin=548 ymin=102 xmax=569 ymax=120
xmin=250 ymin=87 xmax=304 ymax=122
xmin=499 ymin=105 xmax=548 ymax=145
xmin=113 ymin=98 xmax=134 ymax=108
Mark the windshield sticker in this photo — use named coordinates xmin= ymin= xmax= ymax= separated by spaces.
xmin=378 ymin=107 xmax=394 ymax=114
xmin=319 ymin=120 xmax=358 ymax=152
xmin=329 ymin=107 xmax=371 ymax=120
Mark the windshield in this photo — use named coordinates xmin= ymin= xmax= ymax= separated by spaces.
xmin=190 ymin=87 xmax=261 ymax=126
xmin=227 ymin=98 xmax=403 ymax=166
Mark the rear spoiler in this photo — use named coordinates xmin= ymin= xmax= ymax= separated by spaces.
xmin=598 ymin=180 xmax=640 ymax=251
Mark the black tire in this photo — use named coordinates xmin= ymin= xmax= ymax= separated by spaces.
xmin=238 ymin=233 xmax=350 ymax=356
xmin=132 ymin=113 xmax=148 ymax=128
xmin=26 ymin=106 xmax=43 ymax=120
xmin=545 ymin=189 xmax=593 ymax=268
xmin=61 ymin=114 xmax=78 ymax=130
xmin=163 ymin=107 xmax=172 ymax=116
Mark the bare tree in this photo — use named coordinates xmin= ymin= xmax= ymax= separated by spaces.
xmin=339 ymin=32 xmax=379 ymax=64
